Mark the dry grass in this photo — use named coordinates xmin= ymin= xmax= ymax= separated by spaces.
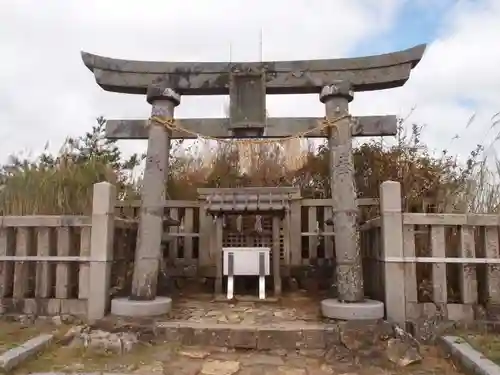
xmin=0 ymin=321 xmax=58 ymax=353
xmin=13 ymin=341 xmax=179 ymax=374
xmin=459 ymin=333 xmax=500 ymax=364
xmin=0 ymin=157 xmax=117 ymax=215
xmin=0 ymin=114 xmax=499 ymax=216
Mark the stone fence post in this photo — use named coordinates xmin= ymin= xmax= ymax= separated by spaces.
xmin=380 ymin=181 xmax=406 ymax=325
xmin=87 ymin=182 xmax=116 ymax=321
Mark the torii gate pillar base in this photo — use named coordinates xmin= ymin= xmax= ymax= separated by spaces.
xmin=110 ymin=296 xmax=172 ymax=317
xmin=320 ymin=299 xmax=384 ymax=320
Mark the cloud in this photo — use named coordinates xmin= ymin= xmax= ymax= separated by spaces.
xmin=0 ymin=0 xmax=404 ymax=161
xmin=353 ymin=0 xmax=500 ymax=158
xmin=0 ymin=0 xmax=498 ymax=166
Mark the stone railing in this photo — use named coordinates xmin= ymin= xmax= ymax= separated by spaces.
xmin=8 ymin=179 xmax=497 ymax=325
xmin=369 ymin=181 xmax=500 ymax=325
xmin=0 ymin=215 xmax=91 ymax=316
xmin=0 ymin=182 xmax=119 ymax=321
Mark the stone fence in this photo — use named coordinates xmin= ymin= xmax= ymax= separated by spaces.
xmin=1 ymin=180 xmax=499 ymax=325
xmin=0 ymin=182 xmax=136 ymax=320
xmin=361 ymin=181 xmax=500 ymax=325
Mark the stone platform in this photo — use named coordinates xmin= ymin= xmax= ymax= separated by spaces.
xmin=169 ymin=292 xmax=321 ymax=325
xmin=155 ymin=293 xmax=328 ymax=349
xmin=80 ymin=292 xmax=464 ymax=372
xmin=17 ymin=341 xmax=462 ymax=375
xmin=98 ymin=293 xmax=388 ymax=351
xmin=156 ymin=321 xmax=335 ymax=350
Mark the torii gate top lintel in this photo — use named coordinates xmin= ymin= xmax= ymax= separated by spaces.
xmin=81 ymin=44 xmax=426 ymax=96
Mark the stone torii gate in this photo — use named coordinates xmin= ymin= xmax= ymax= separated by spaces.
xmin=81 ymin=44 xmax=426 ymax=318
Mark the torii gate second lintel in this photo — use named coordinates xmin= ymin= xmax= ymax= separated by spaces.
xmin=104 ymin=116 xmax=398 ymax=140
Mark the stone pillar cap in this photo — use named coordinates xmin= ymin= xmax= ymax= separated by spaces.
xmin=147 ymin=85 xmax=181 ymax=105
xmin=320 ymin=81 xmax=354 ymax=103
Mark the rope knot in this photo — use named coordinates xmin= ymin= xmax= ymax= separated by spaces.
xmin=148 ymin=116 xmax=177 ymax=130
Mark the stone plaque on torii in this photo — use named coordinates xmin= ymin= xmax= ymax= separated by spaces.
xmin=81 ymin=44 xmax=426 ymax=318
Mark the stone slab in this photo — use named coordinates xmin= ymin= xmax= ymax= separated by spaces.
xmin=105 ymin=116 xmax=398 ymax=140
xmin=110 ymin=297 xmax=172 ymax=317
xmin=438 ymin=336 xmax=500 ymax=375
xmin=320 ymin=299 xmax=384 ymax=320
xmin=0 ymin=333 xmax=53 ymax=371
xmin=155 ymin=321 xmax=339 ymax=350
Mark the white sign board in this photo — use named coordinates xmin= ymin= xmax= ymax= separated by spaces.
xmin=222 ymin=247 xmax=270 ymax=276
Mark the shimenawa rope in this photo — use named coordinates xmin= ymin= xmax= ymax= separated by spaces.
xmin=147 ymin=115 xmax=348 ymax=144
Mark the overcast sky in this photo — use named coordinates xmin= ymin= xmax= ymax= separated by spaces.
xmin=1 ymin=0 xmax=499 ymax=163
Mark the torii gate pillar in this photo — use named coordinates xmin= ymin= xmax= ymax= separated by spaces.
xmin=320 ymin=81 xmax=384 ymax=320
xmin=111 ymin=84 xmax=180 ymax=317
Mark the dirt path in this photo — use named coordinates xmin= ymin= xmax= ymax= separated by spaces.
xmin=13 ymin=341 xmax=462 ymax=375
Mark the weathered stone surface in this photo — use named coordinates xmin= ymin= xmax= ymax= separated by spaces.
xmin=319 ymin=364 xmax=335 ymax=374
xmin=298 ymin=349 xmax=326 ymax=358
xmin=16 ymin=342 xmax=462 ymax=375
xmin=178 ymin=325 xmax=195 ymax=345
xmin=60 ymin=324 xmax=86 ymax=345
xmin=81 ymin=44 xmax=426 ymax=95
xmin=277 ymin=366 xmax=307 ymax=375
xmin=201 ymin=359 xmax=240 ymax=375
xmin=438 ymin=335 xmax=500 ymax=375
xmin=299 ymin=327 xmax=326 ymax=349
xmin=320 ymin=81 xmax=354 ymax=103
xmin=383 ymin=324 xmax=422 ymax=367
xmin=321 ymin=299 xmax=384 ymax=320
xmin=146 ymin=84 xmax=181 ymax=105
xmin=159 ymin=324 xmax=183 ymax=342
xmin=284 ymin=353 xmax=321 ymax=369
xmin=257 ymin=327 xmax=302 ymax=350
xmin=240 ymin=354 xmax=285 ymax=366
xmin=70 ymin=328 xmax=138 ymax=354
xmin=156 ymin=320 xmax=337 ymax=350
xmin=325 ymin=345 xmax=355 ymax=365
xmin=228 ymin=328 xmax=257 ymax=349
xmin=0 ymin=333 xmax=53 ymax=371
xmin=0 ymin=299 xmax=87 ymax=317
xmin=169 ymin=297 xmax=319 ymax=325
xmin=386 ymin=338 xmax=422 ymax=367
xmin=201 ymin=326 xmax=231 ymax=346
xmin=338 ymin=320 xmax=382 ymax=350
xmin=164 ymin=357 xmax=203 ymax=375
xmin=105 ymin=116 xmax=398 ymax=140
xmin=323 ymin=83 xmax=364 ymax=303
xmin=406 ymin=316 xmax=457 ymax=343
xmin=238 ymin=365 xmax=274 ymax=375
xmin=110 ymin=297 xmax=172 ymax=317
xmin=324 ymin=325 xmax=340 ymax=346
xmin=130 ymin=94 xmax=178 ymax=301
xmin=133 ymin=360 xmax=164 ymax=373
xmin=179 ymin=348 xmax=211 ymax=359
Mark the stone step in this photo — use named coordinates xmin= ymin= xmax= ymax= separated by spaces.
xmin=155 ymin=321 xmax=340 ymax=350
